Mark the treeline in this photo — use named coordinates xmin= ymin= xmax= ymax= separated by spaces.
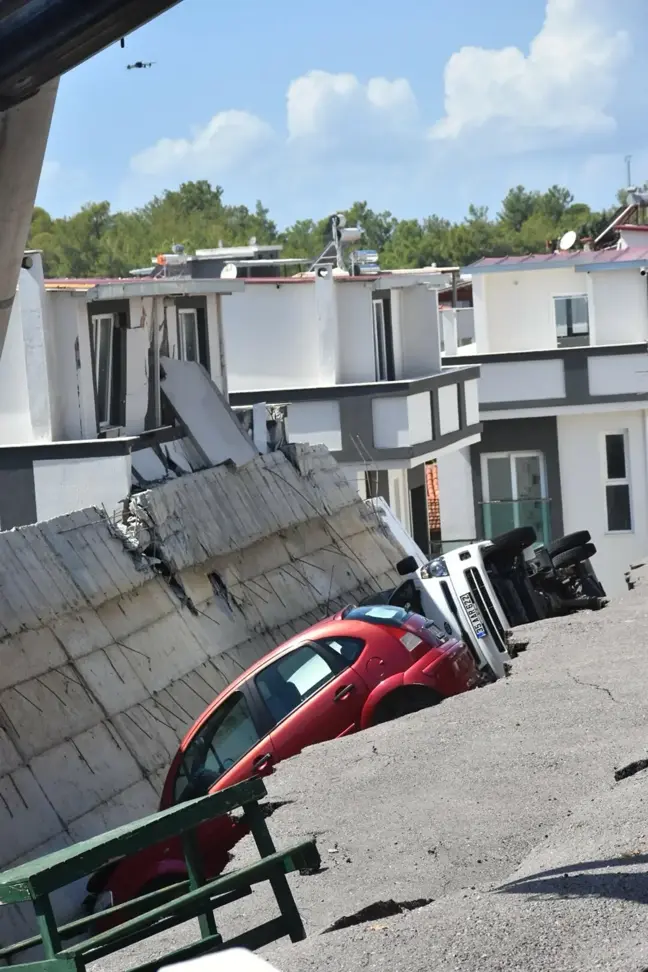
xmin=29 ymin=180 xmax=628 ymax=278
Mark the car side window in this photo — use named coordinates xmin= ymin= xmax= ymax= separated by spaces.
xmin=173 ymin=691 xmax=261 ymax=804
xmin=256 ymin=645 xmax=338 ymax=726
xmin=389 ymin=580 xmax=423 ymax=615
xmin=315 ymin=636 xmax=365 ymax=665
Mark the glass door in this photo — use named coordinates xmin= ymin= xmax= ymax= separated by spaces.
xmin=481 ymin=452 xmax=550 ymax=545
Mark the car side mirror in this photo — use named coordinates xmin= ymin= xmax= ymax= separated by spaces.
xmin=396 ymin=556 xmax=418 ymax=576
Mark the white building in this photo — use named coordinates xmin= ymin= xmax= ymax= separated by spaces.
xmin=0 ymin=252 xmax=248 ymax=528
xmin=222 ymin=265 xmax=482 ymax=553
xmin=441 ymin=225 xmax=648 ymax=594
xmin=2 ymin=252 xmax=481 ymax=560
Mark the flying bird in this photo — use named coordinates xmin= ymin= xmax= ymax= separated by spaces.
xmin=127 ymin=61 xmax=155 ymax=70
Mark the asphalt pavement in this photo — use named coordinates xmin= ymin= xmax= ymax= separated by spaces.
xmin=96 ymin=576 xmax=648 ymax=972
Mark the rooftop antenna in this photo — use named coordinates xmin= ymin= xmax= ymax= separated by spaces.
xmin=558 ymin=230 xmax=577 ymax=251
xmin=626 ymin=155 xmax=633 ymax=189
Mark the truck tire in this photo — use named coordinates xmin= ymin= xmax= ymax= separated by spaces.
xmin=548 ymin=531 xmax=591 ymax=558
xmin=485 ymin=526 xmax=537 ymax=561
xmin=552 ymin=542 xmax=597 ymax=570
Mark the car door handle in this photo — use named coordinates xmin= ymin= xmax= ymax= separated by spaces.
xmin=252 ymin=753 xmax=273 ymax=772
xmin=334 ymin=684 xmax=355 ymax=702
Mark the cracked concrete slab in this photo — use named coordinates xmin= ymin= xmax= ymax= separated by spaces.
xmin=91 ymin=575 xmax=648 ymax=972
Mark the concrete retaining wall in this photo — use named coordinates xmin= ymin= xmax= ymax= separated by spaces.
xmin=0 ymin=445 xmax=404 ymax=944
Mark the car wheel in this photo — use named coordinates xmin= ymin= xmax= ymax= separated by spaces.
xmin=485 ymin=526 xmax=537 ymax=561
xmin=548 ymin=531 xmax=591 ymax=558
xmin=371 ymin=686 xmax=442 ymax=726
xmin=552 ymin=542 xmax=597 ymax=570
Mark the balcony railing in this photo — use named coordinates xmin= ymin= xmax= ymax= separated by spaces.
xmin=480 ymin=498 xmax=552 ymax=547
xmin=444 ymin=342 xmax=648 ymax=412
xmin=229 ymin=366 xmax=482 ymax=466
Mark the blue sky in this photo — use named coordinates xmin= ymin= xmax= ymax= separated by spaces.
xmin=37 ymin=0 xmax=648 ymax=229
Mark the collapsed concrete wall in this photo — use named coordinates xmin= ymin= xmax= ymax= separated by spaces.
xmin=0 ymin=445 xmax=404 ymax=943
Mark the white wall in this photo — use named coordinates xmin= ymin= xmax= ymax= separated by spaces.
xmin=479 ymin=358 xmax=566 ymax=405
xmin=557 ymin=410 xmax=648 ymax=596
xmin=589 ymin=270 xmax=648 ymax=345
xmin=47 ymin=292 xmax=97 ymax=440
xmin=223 ymin=283 xmax=324 ymax=391
xmin=372 ymin=393 xmax=433 ymax=449
xmin=436 ymin=447 xmax=477 ymax=549
xmin=336 ymin=281 xmax=375 ymax=383
xmin=399 ymin=285 xmax=442 ymax=378
xmin=33 ymin=455 xmax=132 ymax=521
xmin=285 ymin=401 xmax=342 ymax=452
xmin=482 ymin=268 xmax=577 ymax=352
xmin=0 ymin=282 xmax=34 ymax=443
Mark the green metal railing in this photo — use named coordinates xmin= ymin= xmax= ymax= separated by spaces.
xmin=481 ymin=498 xmax=552 ymax=547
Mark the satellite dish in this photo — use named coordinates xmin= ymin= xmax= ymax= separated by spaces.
xmin=220 ymin=263 xmax=238 ymax=279
xmin=558 ymin=230 xmax=577 ymax=251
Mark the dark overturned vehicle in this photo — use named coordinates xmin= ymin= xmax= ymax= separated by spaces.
xmin=359 ymin=527 xmax=606 ymax=683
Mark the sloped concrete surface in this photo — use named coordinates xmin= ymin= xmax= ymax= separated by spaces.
xmin=0 ymin=445 xmax=406 ymax=943
xmin=94 ymin=580 xmax=648 ymax=972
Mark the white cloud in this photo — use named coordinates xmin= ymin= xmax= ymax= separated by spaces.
xmin=286 ymin=70 xmax=418 ymax=141
xmin=431 ymin=0 xmax=629 ymax=141
xmin=130 ymin=109 xmax=274 ymax=177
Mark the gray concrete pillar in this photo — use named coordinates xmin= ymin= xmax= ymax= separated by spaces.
xmin=0 ymin=78 xmax=58 ymax=358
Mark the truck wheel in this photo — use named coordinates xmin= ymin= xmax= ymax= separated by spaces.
xmin=486 ymin=526 xmax=537 ymax=561
xmin=548 ymin=531 xmax=591 ymax=558
xmin=371 ymin=686 xmax=442 ymax=726
xmin=552 ymin=542 xmax=597 ymax=570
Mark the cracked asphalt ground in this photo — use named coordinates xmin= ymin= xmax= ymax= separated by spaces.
xmin=95 ymin=573 xmax=648 ymax=972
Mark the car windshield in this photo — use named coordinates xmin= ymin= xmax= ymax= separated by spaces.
xmin=172 ymin=691 xmax=261 ymax=804
xmin=341 ymin=604 xmax=412 ymax=626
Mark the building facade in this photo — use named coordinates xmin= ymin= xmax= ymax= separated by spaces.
xmin=222 ymin=266 xmax=482 ymax=553
xmin=441 ymin=229 xmax=648 ymax=594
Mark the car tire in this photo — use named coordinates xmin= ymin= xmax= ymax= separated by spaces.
xmin=548 ymin=531 xmax=591 ymax=558
xmin=371 ymin=686 xmax=442 ymax=726
xmin=552 ymin=542 xmax=597 ymax=570
xmin=485 ymin=526 xmax=537 ymax=562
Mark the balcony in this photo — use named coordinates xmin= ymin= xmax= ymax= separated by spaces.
xmin=444 ymin=343 xmax=648 ymax=414
xmin=229 ymin=366 xmax=482 ymax=467
xmin=481 ymin=498 xmax=552 ymax=547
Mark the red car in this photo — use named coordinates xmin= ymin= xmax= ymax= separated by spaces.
xmin=88 ymin=604 xmax=482 ymax=921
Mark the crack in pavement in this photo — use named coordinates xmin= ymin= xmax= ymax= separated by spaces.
xmin=614 ymin=758 xmax=648 ymax=783
xmin=323 ymin=898 xmax=434 ymax=934
xmin=566 ymin=672 xmax=619 ymax=703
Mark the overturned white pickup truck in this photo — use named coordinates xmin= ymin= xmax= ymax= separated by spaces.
xmin=365 ymin=501 xmax=606 ymax=682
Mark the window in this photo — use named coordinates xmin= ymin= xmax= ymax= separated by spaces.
xmin=604 ymin=432 xmax=632 ymax=532
xmin=389 ymin=580 xmax=424 ymax=616
xmin=554 ymin=295 xmax=590 ymax=347
xmin=173 ymin=691 xmax=261 ymax=804
xmin=90 ymin=313 xmax=125 ymax=428
xmin=315 ymin=636 xmax=364 ymax=664
xmin=178 ymin=305 xmax=210 ymax=371
xmin=481 ymin=452 xmax=550 ymax=545
xmin=372 ymin=298 xmax=395 ymax=381
xmin=256 ymin=645 xmax=337 ymax=725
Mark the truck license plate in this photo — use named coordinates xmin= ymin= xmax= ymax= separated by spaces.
xmin=460 ymin=593 xmax=487 ymax=639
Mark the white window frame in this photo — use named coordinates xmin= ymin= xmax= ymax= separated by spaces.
xmin=552 ymin=293 xmax=590 ymax=344
xmin=602 ymin=430 xmax=633 ymax=534
xmin=178 ymin=308 xmax=201 ymax=364
xmin=90 ymin=313 xmax=115 ymax=429
xmin=481 ymin=451 xmax=548 ymax=505
xmin=481 ymin=451 xmax=549 ymax=541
